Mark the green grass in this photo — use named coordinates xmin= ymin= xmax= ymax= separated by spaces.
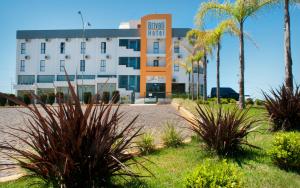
xmin=1 ymin=99 xmax=300 ymax=188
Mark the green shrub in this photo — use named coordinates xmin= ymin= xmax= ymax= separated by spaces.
xmin=47 ymin=93 xmax=55 ymax=105
xmin=83 ymin=92 xmax=92 ymax=104
xmin=23 ymin=94 xmax=31 ymax=105
xmin=269 ymin=132 xmax=300 ymax=170
xmin=263 ymin=85 xmax=300 ymax=131
xmin=40 ymin=94 xmax=48 ymax=104
xmin=8 ymin=94 xmax=16 ymax=106
xmin=0 ymin=96 xmax=7 ymax=106
xmin=254 ymin=99 xmax=264 ymax=106
xmin=162 ymin=122 xmax=183 ymax=148
xmin=221 ymin=98 xmax=229 ymax=104
xmin=102 ymin=91 xmax=110 ymax=104
xmin=184 ymin=159 xmax=243 ymax=188
xmin=207 ymin=98 xmax=217 ymax=102
xmin=137 ymin=133 xmax=155 ymax=155
xmin=196 ymin=99 xmax=208 ymax=105
xmin=229 ymin=98 xmax=237 ymax=104
xmin=246 ymin=98 xmax=254 ymax=105
xmin=112 ymin=90 xmax=120 ymax=104
xmin=172 ymin=93 xmax=188 ymax=99
xmin=184 ymin=105 xmax=260 ymax=156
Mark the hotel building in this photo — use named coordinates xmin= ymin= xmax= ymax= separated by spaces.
xmin=15 ymin=14 xmax=204 ymax=101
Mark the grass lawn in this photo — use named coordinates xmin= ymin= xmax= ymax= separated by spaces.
xmin=1 ymin=98 xmax=300 ymax=188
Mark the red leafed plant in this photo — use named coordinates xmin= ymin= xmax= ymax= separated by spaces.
xmin=0 ymin=73 xmax=150 ymax=187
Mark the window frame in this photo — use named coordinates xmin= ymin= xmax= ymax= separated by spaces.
xmin=60 ymin=42 xmax=65 ymax=54
xmin=101 ymin=42 xmax=106 ymax=54
xmin=100 ymin=60 xmax=106 ymax=72
xmin=153 ymin=60 xmax=159 ymax=67
xmin=174 ymin=63 xmax=179 ymax=72
xmin=81 ymin=42 xmax=86 ymax=54
xmin=80 ymin=60 xmax=85 ymax=72
xmin=21 ymin=43 xmax=26 ymax=54
xmin=40 ymin=60 xmax=45 ymax=72
xmin=41 ymin=42 xmax=46 ymax=54
xmin=60 ymin=60 xmax=65 ymax=72
xmin=20 ymin=60 xmax=25 ymax=72
xmin=153 ymin=42 xmax=159 ymax=54
xmin=174 ymin=41 xmax=180 ymax=53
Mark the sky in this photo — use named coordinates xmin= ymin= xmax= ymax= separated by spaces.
xmin=0 ymin=0 xmax=299 ymax=99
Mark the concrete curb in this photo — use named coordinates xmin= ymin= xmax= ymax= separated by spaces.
xmin=171 ymin=101 xmax=195 ymax=121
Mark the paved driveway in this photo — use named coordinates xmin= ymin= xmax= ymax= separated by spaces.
xmin=0 ymin=104 xmax=191 ymax=178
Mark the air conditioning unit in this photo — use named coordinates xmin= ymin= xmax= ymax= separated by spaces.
xmin=45 ymin=55 xmax=50 ymax=60
xmin=177 ymin=37 xmax=182 ymax=41
xmin=25 ymin=55 xmax=30 ymax=60
xmin=85 ymin=55 xmax=90 ymax=59
xmin=45 ymin=38 xmax=50 ymax=42
xmin=65 ymin=55 xmax=70 ymax=59
xmin=65 ymin=38 xmax=70 ymax=42
xmin=177 ymin=54 xmax=182 ymax=59
xmin=106 ymin=37 xmax=111 ymax=41
xmin=85 ymin=38 xmax=90 ymax=41
xmin=25 ymin=38 xmax=30 ymax=42
xmin=106 ymin=55 xmax=111 ymax=59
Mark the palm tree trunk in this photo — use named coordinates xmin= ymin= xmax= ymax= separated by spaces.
xmin=284 ymin=0 xmax=293 ymax=91
xmin=197 ymin=61 xmax=200 ymax=100
xmin=188 ymin=72 xmax=191 ymax=99
xmin=239 ymin=22 xmax=245 ymax=109
xmin=203 ymin=54 xmax=207 ymax=101
xmin=216 ymin=41 xmax=221 ymax=104
xmin=191 ymin=62 xmax=194 ymax=100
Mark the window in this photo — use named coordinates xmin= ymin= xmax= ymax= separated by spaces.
xmin=118 ymin=75 xmax=140 ymax=92
xmin=81 ymin=42 xmax=86 ymax=54
xmin=41 ymin=43 xmax=46 ymax=54
xmin=100 ymin=60 xmax=106 ymax=72
xmin=174 ymin=41 xmax=180 ymax=53
xmin=153 ymin=60 xmax=159 ymax=67
xmin=21 ymin=43 xmax=26 ymax=54
xmin=153 ymin=42 xmax=159 ymax=53
xmin=37 ymin=75 xmax=55 ymax=83
xmin=119 ymin=39 xmax=140 ymax=51
xmin=40 ymin=60 xmax=45 ymax=72
xmin=118 ymin=57 xmax=140 ymax=69
xmin=60 ymin=60 xmax=65 ymax=72
xmin=101 ymin=42 xmax=106 ymax=54
xmin=20 ymin=60 xmax=25 ymax=72
xmin=18 ymin=75 xmax=35 ymax=85
xmin=174 ymin=64 xmax=179 ymax=72
xmin=57 ymin=75 xmax=75 ymax=81
xmin=80 ymin=60 xmax=85 ymax=72
xmin=60 ymin=42 xmax=65 ymax=54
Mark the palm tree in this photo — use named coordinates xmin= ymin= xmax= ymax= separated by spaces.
xmin=209 ymin=19 xmax=239 ymax=104
xmin=186 ymin=30 xmax=213 ymax=101
xmin=196 ymin=0 xmax=273 ymax=108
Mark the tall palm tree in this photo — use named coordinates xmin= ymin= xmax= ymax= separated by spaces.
xmin=209 ymin=19 xmax=239 ymax=104
xmin=196 ymin=0 xmax=273 ymax=108
xmin=186 ymin=30 xmax=213 ymax=101
xmin=281 ymin=0 xmax=299 ymax=91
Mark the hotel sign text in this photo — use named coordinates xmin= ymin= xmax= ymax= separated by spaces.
xmin=147 ymin=20 xmax=166 ymax=38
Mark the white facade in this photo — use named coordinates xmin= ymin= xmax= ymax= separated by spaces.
xmin=15 ymin=15 xmax=204 ymax=101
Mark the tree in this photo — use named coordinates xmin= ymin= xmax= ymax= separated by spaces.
xmin=281 ymin=0 xmax=299 ymax=91
xmin=209 ymin=19 xmax=239 ymax=104
xmin=196 ymin=0 xmax=273 ymax=108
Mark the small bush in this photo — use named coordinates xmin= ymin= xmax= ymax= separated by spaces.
xmin=112 ymin=90 xmax=120 ymax=104
xmin=207 ymin=98 xmax=217 ymax=102
xmin=221 ymin=98 xmax=229 ymax=104
xmin=137 ymin=133 xmax=155 ymax=154
xmin=0 ymin=96 xmax=7 ymax=106
xmin=47 ymin=93 xmax=55 ymax=105
xmin=229 ymin=98 xmax=237 ymax=104
xmin=269 ymin=132 xmax=300 ymax=170
xmin=39 ymin=94 xmax=48 ymax=104
xmin=172 ymin=93 xmax=188 ymax=99
xmin=102 ymin=91 xmax=110 ymax=104
xmin=23 ymin=94 xmax=31 ymax=105
xmin=184 ymin=159 xmax=243 ymax=188
xmin=83 ymin=92 xmax=92 ymax=104
xmin=196 ymin=99 xmax=208 ymax=105
xmin=263 ymin=85 xmax=300 ymax=131
xmin=246 ymin=98 xmax=254 ymax=105
xmin=162 ymin=122 xmax=183 ymax=147
xmin=8 ymin=94 xmax=16 ymax=106
xmin=254 ymin=99 xmax=264 ymax=106
xmin=184 ymin=105 xmax=260 ymax=156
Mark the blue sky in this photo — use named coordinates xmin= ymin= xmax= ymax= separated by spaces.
xmin=0 ymin=0 xmax=299 ymax=98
